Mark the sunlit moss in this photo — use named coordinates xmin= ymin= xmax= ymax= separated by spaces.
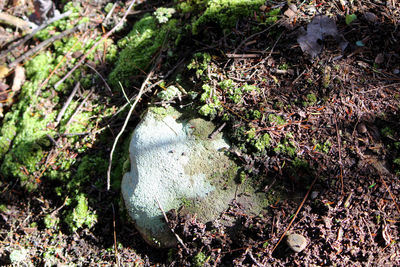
xmin=64 ymin=194 xmax=97 ymax=232
xmin=109 ymin=15 xmax=180 ymax=90
xmin=192 ymin=0 xmax=265 ymax=34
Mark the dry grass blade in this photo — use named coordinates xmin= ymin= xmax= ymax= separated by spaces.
xmin=106 ymin=65 xmax=155 ymax=191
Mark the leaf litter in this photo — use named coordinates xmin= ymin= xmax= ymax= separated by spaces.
xmin=297 ymin=15 xmax=348 ymax=58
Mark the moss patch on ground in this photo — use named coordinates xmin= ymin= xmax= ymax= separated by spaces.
xmin=108 ymin=15 xmax=180 ymax=90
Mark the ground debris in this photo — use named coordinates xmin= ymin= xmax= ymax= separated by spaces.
xmin=297 ymin=15 xmax=348 ymax=58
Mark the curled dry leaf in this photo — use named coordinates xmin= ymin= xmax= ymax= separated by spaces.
xmin=297 ymin=15 xmax=348 ymax=58
xmin=11 ymin=65 xmax=25 ymax=93
xmin=284 ymin=4 xmax=297 ymax=19
xmin=382 ymin=224 xmax=392 ymax=246
xmin=29 ymin=0 xmax=59 ymax=24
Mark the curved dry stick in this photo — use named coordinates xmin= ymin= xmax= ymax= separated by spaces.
xmin=106 ymin=67 xmax=154 ymax=191
xmin=0 ymin=10 xmax=72 ymax=60
xmin=9 ymin=24 xmax=81 ymax=68
xmin=270 ymin=176 xmax=318 ymax=254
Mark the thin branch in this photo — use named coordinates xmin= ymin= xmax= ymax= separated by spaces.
xmin=270 ymin=176 xmax=317 ymax=254
xmin=119 ymin=81 xmax=132 ymax=106
xmin=0 ymin=12 xmax=32 ymax=33
xmin=111 ymin=203 xmax=120 ymax=267
xmin=9 ymin=24 xmax=82 ymax=68
xmin=55 ymin=82 xmax=80 ymax=126
xmin=0 ymin=10 xmax=72 ymax=60
xmin=64 ymin=89 xmax=94 ymax=128
xmin=209 ymin=122 xmax=226 ymax=140
xmin=154 ymin=196 xmax=188 ymax=252
xmin=85 ymin=63 xmax=113 ymax=93
xmin=54 ymin=0 xmax=137 ymax=89
xmin=106 ymin=66 xmax=154 ymax=191
xmin=103 ymin=2 xmax=118 ymax=24
xmin=334 ymin=115 xmax=344 ymax=194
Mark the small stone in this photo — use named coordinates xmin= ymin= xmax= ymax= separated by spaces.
xmin=310 ymin=191 xmax=319 ymax=199
xmin=374 ymin=53 xmax=384 ymax=64
xmin=286 ymin=233 xmax=308 ymax=253
xmin=364 ymin=12 xmax=378 ymax=23
xmin=357 ymin=123 xmax=367 ymax=134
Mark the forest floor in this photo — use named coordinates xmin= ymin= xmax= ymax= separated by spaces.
xmin=0 ymin=0 xmax=399 ymax=266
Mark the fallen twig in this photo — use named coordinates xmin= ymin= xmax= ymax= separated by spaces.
xmin=106 ymin=64 xmax=155 ymax=191
xmin=64 ymin=89 xmax=94 ymax=129
xmin=55 ymin=82 xmax=80 ymax=126
xmin=334 ymin=115 xmax=344 ymax=194
xmin=209 ymin=122 xmax=226 ymax=140
xmin=111 ymin=203 xmax=120 ymax=267
xmin=54 ymin=0 xmax=137 ymax=89
xmin=154 ymin=196 xmax=188 ymax=252
xmin=9 ymin=24 xmax=82 ymax=68
xmin=270 ymin=176 xmax=317 ymax=254
xmin=85 ymin=63 xmax=113 ymax=94
xmin=103 ymin=2 xmax=118 ymax=24
xmin=0 ymin=12 xmax=32 ymax=33
xmin=0 ymin=10 xmax=72 ymax=60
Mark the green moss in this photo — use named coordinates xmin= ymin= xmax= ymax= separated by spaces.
xmin=66 ymin=155 xmax=108 ymax=192
xmin=254 ymin=133 xmax=271 ymax=152
xmin=291 ymin=157 xmax=309 ymax=169
xmin=303 ymin=93 xmax=317 ymax=107
xmin=0 ymin=204 xmax=8 ymax=213
xmin=193 ymin=251 xmax=207 ymax=267
xmin=246 ymin=127 xmax=257 ymax=140
xmin=314 ymin=139 xmax=332 ymax=154
xmin=157 ymin=85 xmax=180 ymax=101
xmin=177 ymin=0 xmax=207 ymax=13
xmin=154 ymin=7 xmax=176 ymax=24
xmin=268 ymin=113 xmax=286 ymax=126
xmin=64 ymin=194 xmax=97 ymax=232
xmin=44 ymin=214 xmax=60 ymax=230
xmin=199 ymin=103 xmax=223 ymax=119
xmin=382 ymin=127 xmax=395 ymax=139
xmin=148 ymin=106 xmax=179 ymax=120
xmin=0 ymin=53 xmax=57 ymax=190
xmin=192 ymin=0 xmax=265 ymax=34
xmin=247 ymin=109 xmax=261 ymax=120
xmin=278 ymin=63 xmax=288 ymax=70
xmin=187 ymin=52 xmax=212 ymax=79
xmin=35 ymin=2 xmax=84 ymax=41
xmin=274 ymin=137 xmax=297 ymax=158
xmin=109 ymin=15 xmax=180 ymax=89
